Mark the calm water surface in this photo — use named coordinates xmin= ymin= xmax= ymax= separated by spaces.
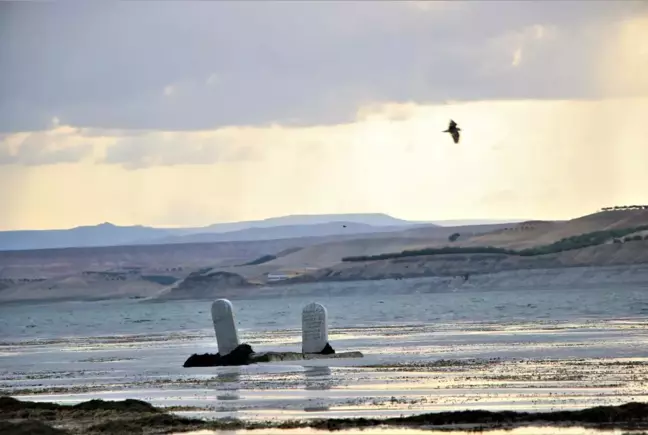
xmin=2 ymin=280 xmax=647 ymax=341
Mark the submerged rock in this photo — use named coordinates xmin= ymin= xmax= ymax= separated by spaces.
xmin=182 ymin=353 xmax=221 ymax=367
xmin=252 ymin=351 xmax=363 ymax=363
xmin=183 ymin=341 xmax=360 ymax=367
xmin=220 ymin=343 xmax=255 ymax=365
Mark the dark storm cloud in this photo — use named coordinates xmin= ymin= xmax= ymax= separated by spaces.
xmin=0 ymin=1 xmax=645 ymax=132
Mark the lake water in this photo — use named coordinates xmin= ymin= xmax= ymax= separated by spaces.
xmin=1 ymin=278 xmax=647 ymax=423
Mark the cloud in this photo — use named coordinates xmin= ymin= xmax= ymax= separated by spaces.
xmin=481 ymin=23 xmax=558 ymax=73
xmin=206 ymin=74 xmax=220 ymax=87
xmin=0 ymin=126 xmax=97 ymax=166
xmin=598 ymin=15 xmax=648 ymax=98
xmin=2 ymin=96 xmax=646 ymax=180
xmin=1 ymin=1 xmax=646 ymax=132
xmin=511 ymin=48 xmax=523 ymax=67
xmin=102 ymin=129 xmax=257 ymax=169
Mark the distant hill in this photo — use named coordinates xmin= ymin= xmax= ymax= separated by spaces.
xmin=181 ymin=213 xmax=424 ymax=234
xmin=465 ymin=208 xmax=648 ymax=249
xmin=0 ymin=213 xmax=428 ymax=251
xmin=144 ymin=221 xmax=433 ymax=245
xmin=2 ymin=208 xmax=647 ymax=303
xmin=0 ymin=212 xmax=535 ymax=252
xmin=430 ymin=219 xmax=527 ymax=227
xmin=0 ymin=223 xmax=173 ymax=251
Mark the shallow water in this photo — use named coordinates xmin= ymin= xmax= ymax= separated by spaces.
xmin=1 ymin=280 xmax=647 ymax=421
xmin=2 ymin=280 xmax=648 ymax=341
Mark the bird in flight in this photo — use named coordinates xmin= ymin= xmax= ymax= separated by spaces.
xmin=443 ymin=119 xmax=461 ymax=144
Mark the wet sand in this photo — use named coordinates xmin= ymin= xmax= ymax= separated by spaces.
xmin=2 ymin=321 xmax=648 ymax=430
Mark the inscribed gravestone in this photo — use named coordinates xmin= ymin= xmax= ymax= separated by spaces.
xmin=211 ymin=299 xmax=240 ymax=356
xmin=302 ymin=302 xmax=328 ymax=353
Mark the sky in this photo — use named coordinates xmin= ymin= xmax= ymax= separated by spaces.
xmin=1 ymin=1 xmax=647 ymax=231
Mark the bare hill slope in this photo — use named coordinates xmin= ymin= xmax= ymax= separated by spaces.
xmin=0 ymin=272 xmax=167 ymax=303
xmin=292 ymin=239 xmax=648 ymax=283
xmin=464 ymin=209 xmax=648 ymax=249
xmin=259 ymin=224 xmax=512 ymax=271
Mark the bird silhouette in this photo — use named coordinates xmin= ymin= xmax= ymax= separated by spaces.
xmin=443 ymin=119 xmax=461 ymax=144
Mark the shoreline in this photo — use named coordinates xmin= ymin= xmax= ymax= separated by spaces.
xmin=1 ymin=263 xmax=647 ymax=305
xmin=3 ymin=297 xmax=648 ymax=433
xmin=2 ymin=396 xmax=648 ymax=435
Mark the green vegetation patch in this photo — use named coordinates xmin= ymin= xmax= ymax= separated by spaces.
xmin=343 ymin=225 xmax=648 ymax=262
xmin=241 ymin=254 xmax=277 ymax=266
xmin=517 ymin=225 xmax=648 ymax=256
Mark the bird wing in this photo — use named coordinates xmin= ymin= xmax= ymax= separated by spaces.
xmin=449 ymin=119 xmax=457 ymax=129
xmin=451 ymin=130 xmax=460 ymax=144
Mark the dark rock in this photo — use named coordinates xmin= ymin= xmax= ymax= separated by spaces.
xmin=220 ymin=343 xmax=254 ymax=365
xmin=250 ymin=351 xmax=303 ymax=363
xmin=73 ymin=398 xmax=158 ymax=413
xmin=183 ymin=343 xmax=255 ymax=367
xmin=320 ymin=342 xmax=335 ymax=355
xmin=183 ymin=353 xmax=222 ymax=367
xmin=183 ymin=343 xmax=350 ymax=367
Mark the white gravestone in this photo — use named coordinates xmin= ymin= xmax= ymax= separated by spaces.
xmin=302 ymin=302 xmax=328 ymax=354
xmin=211 ymin=299 xmax=240 ymax=356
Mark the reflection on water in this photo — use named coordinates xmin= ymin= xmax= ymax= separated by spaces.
xmin=303 ymin=366 xmax=332 ymax=413
xmin=304 ymin=366 xmax=332 ymax=391
xmin=176 ymin=425 xmax=636 ymax=434
xmin=216 ymin=369 xmax=241 ymax=402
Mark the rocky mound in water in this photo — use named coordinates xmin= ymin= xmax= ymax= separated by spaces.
xmin=183 ymin=342 xmax=337 ymax=367
xmin=183 ymin=343 xmax=255 ymax=367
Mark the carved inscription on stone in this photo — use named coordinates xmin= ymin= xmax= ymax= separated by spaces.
xmin=302 ymin=302 xmax=328 ymax=354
